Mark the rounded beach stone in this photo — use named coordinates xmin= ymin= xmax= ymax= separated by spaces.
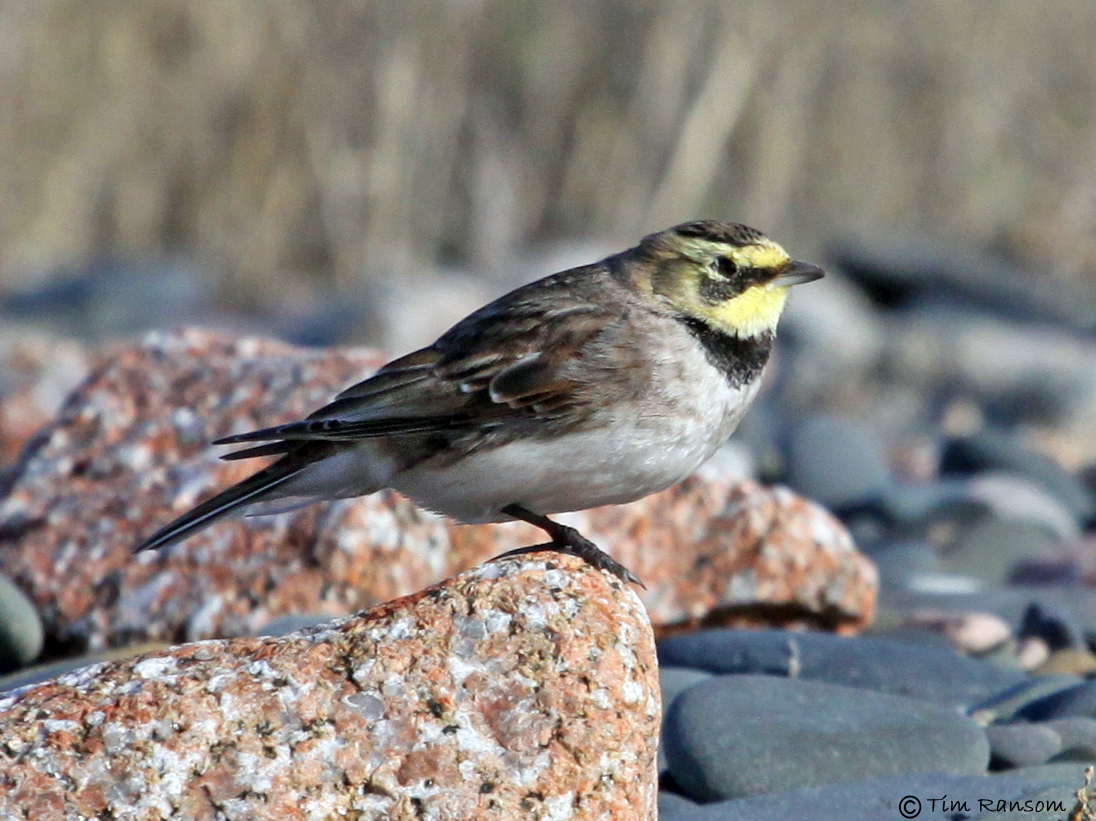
xmin=968 ymin=675 xmax=1083 ymax=724
xmin=662 ymin=674 xmax=989 ymax=802
xmin=657 ymin=628 xmax=1027 ymax=707
xmin=1017 ymin=680 xmax=1096 ymax=721
xmin=940 ymin=518 xmax=1057 ymax=587
xmin=658 ymin=667 xmax=712 ymax=773
xmin=1044 ymin=717 xmax=1096 ymax=763
xmin=784 ymin=413 xmax=891 ymax=509
xmin=0 ymin=573 xmax=43 ymax=673
xmin=940 ymin=432 xmax=1096 ymax=523
xmin=985 ymin=722 xmax=1061 ymax=768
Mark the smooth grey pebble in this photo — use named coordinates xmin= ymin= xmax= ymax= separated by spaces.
xmin=879 ymin=583 xmax=1096 ymax=640
xmin=662 ymin=674 xmax=989 ymax=802
xmin=941 ymin=432 xmax=1096 ymax=523
xmin=967 ymin=471 xmax=1082 ymax=541
xmin=867 ymin=539 xmax=944 ymax=589
xmin=784 ymin=413 xmax=892 ymax=509
xmin=986 ymin=723 xmax=1061 ymax=768
xmin=969 ymin=675 xmax=1084 ymax=724
xmin=940 ymin=518 xmax=1057 ymax=587
xmin=1008 ymin=761 xmax=1096 ymax=784
xmin=659 ymin=667 xmax=713 ymax=772
xmin=657 ymin=628 xmax=1027 ymax=708
xmin=0 ymin=573 xmax=44 ymax=673
xmin=865 ymin=623 xmax=958 ymax=649
xmin=1016 ymin=679 xmax=1096 ymax=721
xmin=661 ymin=667 xmax=714 ymax=707
xmin=657 ymin=790 xmax=700 ymax=821
xmin=1044 ymin=717 xmax=1096 ymax=763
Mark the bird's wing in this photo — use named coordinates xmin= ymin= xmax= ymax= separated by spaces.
xmin=433 ymin=297 xmax=617 ymax=414
xmin=214 ymin=288 xmax=620 ymax=448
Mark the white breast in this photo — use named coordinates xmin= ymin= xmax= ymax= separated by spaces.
xmin=390 ymin=357 xmax=761 ymax=524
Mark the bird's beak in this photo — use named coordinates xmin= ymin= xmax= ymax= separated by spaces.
xmin=773 ymin=260 xmax=825 ymax=286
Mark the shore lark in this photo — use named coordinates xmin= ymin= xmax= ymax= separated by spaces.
xmin=135 ymin=221 xmax=823 ymax=583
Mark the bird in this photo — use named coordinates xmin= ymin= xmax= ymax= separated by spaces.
xmin=134 ymin=220 xmax=823 ymax=584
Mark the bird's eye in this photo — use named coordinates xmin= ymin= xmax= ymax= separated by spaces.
xmin=716 ymin=257 xmax=738 ymax=278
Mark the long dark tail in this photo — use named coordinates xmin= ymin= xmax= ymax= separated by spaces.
xmin=133 ymin=445 xmax=328 ymax=553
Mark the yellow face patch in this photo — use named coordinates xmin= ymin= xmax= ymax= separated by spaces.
xmin=702 ymin=283 xmax=790 ymax=338
xmin=640 ymin=230 xmax=796 ymax=338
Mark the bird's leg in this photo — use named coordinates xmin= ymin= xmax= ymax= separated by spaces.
xmin=497 ymin=504 xmax=644 ymax=587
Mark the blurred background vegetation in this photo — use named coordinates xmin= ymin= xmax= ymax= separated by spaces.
xmin=1 ymin=0 xmax=1095 ymax=344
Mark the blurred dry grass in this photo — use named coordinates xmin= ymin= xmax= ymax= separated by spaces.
xmin=1 ymin=0 xmax=1095 ymax=302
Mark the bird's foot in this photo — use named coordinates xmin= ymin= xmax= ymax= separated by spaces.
xmin=497 ymin=504 xmax=644 ymax=587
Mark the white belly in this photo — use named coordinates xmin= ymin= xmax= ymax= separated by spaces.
xmin=391 ymin=375 xmax=760 ymax=523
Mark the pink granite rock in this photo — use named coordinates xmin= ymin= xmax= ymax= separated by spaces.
xmin=0 ymin=328 xmax=876 ymax=653
xmin=460 ymin=476 xmax=878 ymax=637
xmin=0 ymin=329 xmax=402 ymax=650
xmin=0 ymin=550 xmax=660 ymax=821
xmin=0 ymin=330 xmax=91 ymax=470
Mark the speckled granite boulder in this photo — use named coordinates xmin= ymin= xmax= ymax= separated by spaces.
xmin=0 ymin=329 xmax=402 ymax=651
xmin=0 ymin=329 xmax=91 ymax=471
xmin=0 ymin=550 xmax=660 ymax=821
xmin=0 ymin=328 xmax=876 ymax=654
xmin=450 ymin=472 xmax=876 ymax=636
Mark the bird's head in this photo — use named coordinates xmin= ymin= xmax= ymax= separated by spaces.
xmin=629 ymin=220 xmax=824 ymax=338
